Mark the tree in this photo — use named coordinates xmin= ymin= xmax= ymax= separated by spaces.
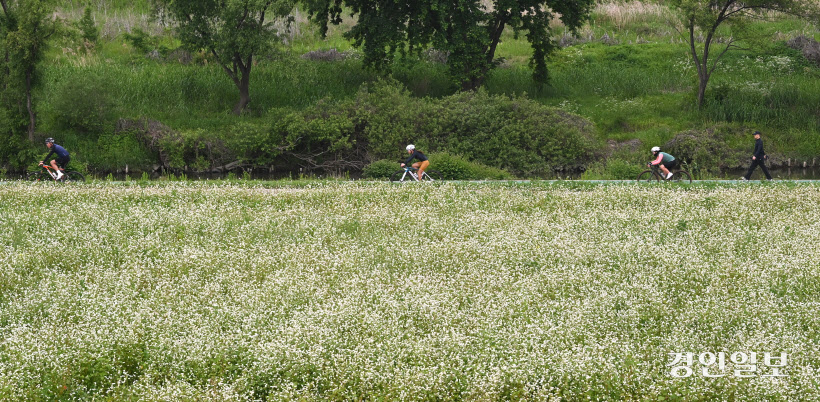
xmin=78 ymin=6 xmax=99 ymax=45
xmin=156 ymin=0 xmax=296 ymax=115
xmin=669 ymin=0 xmax=817 ymax=107
xmin=0 ymin=0 xmax=57 ymax=141
xmin=304 ymin=0 xmax=595 ymax=91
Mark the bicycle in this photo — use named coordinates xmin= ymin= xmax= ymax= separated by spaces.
xmin=389 ymin=166 xmax=443 ymax=183
xmin=636 ymin=164 xmax=692 ymax=183
xmin=27 ymin=163 xmax=85 ymax=183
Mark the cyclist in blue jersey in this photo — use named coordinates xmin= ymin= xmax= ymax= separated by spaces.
xmin=647 ymin=146 xmax=677 ymax=180
xmin=40 ymin=138 xmax=70 ymax=180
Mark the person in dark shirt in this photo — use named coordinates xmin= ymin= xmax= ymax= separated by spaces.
xmin=741 ymin=131 xmax=772 ymax=181
xmin=40 ymin=137 xmax=71 ymax=180
xmin=401 ymin=144 xmax=429 ymax=181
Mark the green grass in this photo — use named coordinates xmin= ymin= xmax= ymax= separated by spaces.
xmin=25 ymin=2 xmax=820 ymax=175
xmin=1 ymin=181 xmax=818 ymax=400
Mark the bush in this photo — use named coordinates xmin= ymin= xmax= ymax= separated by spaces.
xmin=427 ymin=152 xmax=514 ymax=180
xmin=225 ymin=120 xmax=279 ymax=166
xmin=664 ymin=126 xmax=749 ymax=176
xmin=93 ymin=131 xmax=155 ymax=170
xmin=78 ymin=7 xmax=99 ymax=45
xmin=431 ymin=90 xmax=598 ymax=176
xmin=607 ymin=158 xmax=645 ymax=180
xmin=262 ymin=80 xmax=599 ymax=177
xmin=362 ymin=159 xmax=397 ymax=179
xmin=51 ymin=75 xmax=117 ymax=134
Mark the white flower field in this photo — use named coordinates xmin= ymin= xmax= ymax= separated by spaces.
xmin=1 ymin=181 xmax=818 ymax=401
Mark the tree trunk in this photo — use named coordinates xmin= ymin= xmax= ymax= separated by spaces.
xmin=461 ymin=76 xmax=483 ymax=91
xmin=25 ymin=69 xmax=35 ymax=141
xmin=696 ymin=75 xmax=708 ymax=108
xmin=232 ymin=63 xmax=251 ymax=115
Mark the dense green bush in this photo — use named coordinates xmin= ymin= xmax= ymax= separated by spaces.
xmin=78 ymin=7 xmax=99 ymax=45
xmin=50 ymin=75 xmax=117 ymax=134
xmin=430 ymin=90 xmax=598 ymax=176
xmin=252 ymin=80 xmax=598 ymax=176
xmin=427 ymin=152 xmax=514 ymax=180
xmin=664 ymin=126 xmax=749 ymax=175
xmin=363 ymin=153 xmax=515 ymax=180
xmin=362 ymin=159 xmax=397 ymax=179
xmin=93 ymin=131 xmax=155 ymax=171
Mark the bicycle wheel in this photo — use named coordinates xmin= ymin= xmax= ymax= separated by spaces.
xmin=421 ymin=169 xmax=442 ymax=181
xmin=390 ymin=170 xmax=414 ymax=183
xmin=62 ymin=171 xmax=85 ymax=183
xmin=670 ymin=170 xmax=692 ymax=184
xmin=636 ymin=170 xmax=658 ymax=183
xmin=26 ymin=171 xmax=49 ymax=182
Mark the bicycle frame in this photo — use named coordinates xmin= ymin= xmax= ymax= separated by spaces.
xmin=639 ymin=164 xmax=692 ymax=183
xmin=398 ymin=167 xmax=421 ymax=181
xmin=647 ymin=165 xmax=667 ymax=180
xmin=38 ymin=164 xmax=64 ymax=181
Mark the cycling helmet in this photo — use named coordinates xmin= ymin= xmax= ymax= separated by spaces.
xmin=406 ymin=144 xmax=415 ymax=151
xmin=651 ymin=146 xmax=661 ymax=153
xmin=45 ymin=137 xmax=55 ymax=144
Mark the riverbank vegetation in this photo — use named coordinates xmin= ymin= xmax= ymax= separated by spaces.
xmin=1 ymin=1 xmax=818 ymax=179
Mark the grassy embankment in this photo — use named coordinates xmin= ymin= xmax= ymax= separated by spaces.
xmin=34 ymin=2 xmax=820 ymax=177
xmin=1 ymin=181 xmax=819 ymax=399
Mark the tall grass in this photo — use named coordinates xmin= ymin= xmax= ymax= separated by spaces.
xmin=34 ymin=1 xmax=820 ymax=169
xmin=38 ymin=57 xmax=374 ymax=125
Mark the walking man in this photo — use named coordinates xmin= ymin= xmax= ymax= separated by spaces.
xmin=742 ymin=131 xmax=772 ymax=181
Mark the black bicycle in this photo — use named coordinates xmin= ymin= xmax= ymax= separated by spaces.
xmin=636 ymin=164 xmax=692 ymax=183
xmin=389 ymin=166 xmax=443 ymax=183
xmin=27 ymin=163 xmax=85 ymax=183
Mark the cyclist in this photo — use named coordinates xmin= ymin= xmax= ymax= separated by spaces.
xmin=401 ymin=144 xmax=429 ymax=180
xmin=647 ymin=146 xmax=676 ymax=180
xmin=41 ymin=138 xmax=70 ymax=180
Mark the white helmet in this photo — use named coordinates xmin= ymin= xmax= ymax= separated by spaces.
xmin=406 ymin=144 xmax=415 ymax=151
xmin=651 ymin=146 xmax=660 ymax=153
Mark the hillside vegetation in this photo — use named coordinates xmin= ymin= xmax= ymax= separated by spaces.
xmin=5 ymin=1 xmax=820 ymax=178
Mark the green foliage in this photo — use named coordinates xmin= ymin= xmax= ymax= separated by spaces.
xmin=157 ymin=0 xmax=296 ymax=113
xmin=0 ymin=0 xmax=57 ymax=140
xmin=225 ymin=120 xmax=279 ymax=166
xmin=259 ymin=80 xmax=596 ymax=176
xmin=94 ymin=132 xmax=154 ymax=170
xmin=606 ymin=158 xmax=644 ymax=180
xmin=305 ymin=0 xmax=596 ymax=90
xmin=667 ymin=0 xmax=819 ymax=107
xmin=159 ymin=128 xmax=232 ymax=171
xmin=664 ymin=125 xmax=749 ymax=177
xmin=78 ymin=7 xmax=99 ymax=45
xmin=123 ymin=29 xmax=164 ymax=55
xmin=427 ymin=152 xmax=514 ymax=180
xmin=429 ymin=89 xmax=598 ymax=175
xmin=50 ymin=75 xmax=118 ymax=134
xmin=362 ymin=159 xmax=396 ymax=179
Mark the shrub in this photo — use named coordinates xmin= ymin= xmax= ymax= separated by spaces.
xmin=51 ymin=75 xmax=117 ymax=134
xmin=362 ymin=159 xmax=397 ymax=179
xmin=94 ymin=131 xmax=155 ymax=170
xmin=78 ymin=7 xmax=99 ymax=45
xmin=607 ymin=158 xmax=645 ymax=180
xmin=427 ymin=90 xmax=599 ymax=176
xmin=263 ymin=80 xmax=599 ymax=177
xmin=664 ymin=126 xmax=748 ymax=175
xmin=225 ymin=120 xmax=279 ymax=166
xmin=427 ymin=152 xmax=514 ymax=180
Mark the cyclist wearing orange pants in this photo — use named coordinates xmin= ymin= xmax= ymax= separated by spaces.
xmin=401 ymin=144 xmax=429 ymax=179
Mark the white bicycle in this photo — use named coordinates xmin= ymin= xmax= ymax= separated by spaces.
xmin=389 ymin=166 xmax=443 ymax=183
